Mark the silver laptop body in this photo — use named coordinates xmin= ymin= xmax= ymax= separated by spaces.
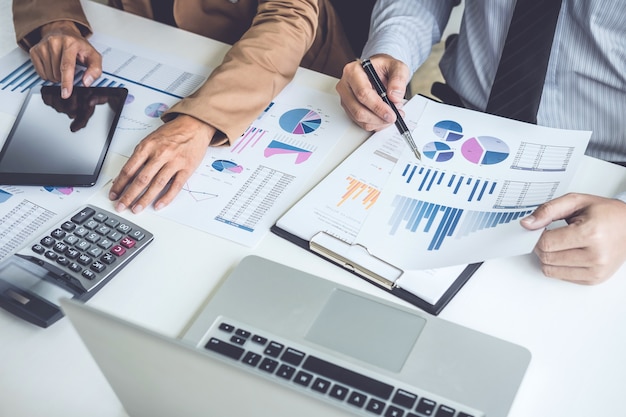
xmin=61 ymin=255 xmax=530 ymax=417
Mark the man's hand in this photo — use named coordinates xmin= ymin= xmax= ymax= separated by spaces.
xmin=30 ymin=21 xmax=102 ymax=98
xmin=520 ymin=193 xmax=626 ymax=284
xmin=335 ymin=54 xmax=411 ymax=132
xmin=109 ymin=114 xmax=215 ymax=213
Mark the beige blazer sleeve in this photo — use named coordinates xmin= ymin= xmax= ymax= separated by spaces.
xmin=13 ymin=0 xmax=323 ymax=146
xmin=12 ymin=0 xmax=93 ymax=50
xmin=165 ymin=0 xmax=320 ymax=144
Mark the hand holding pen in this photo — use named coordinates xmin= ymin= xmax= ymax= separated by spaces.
xmin=360 ymin=58 xmax=421 ymax=160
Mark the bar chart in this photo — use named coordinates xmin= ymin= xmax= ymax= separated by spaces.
xmin=338 ymin=177 xmax=380 ymax=210
xmin=387 ymin=195 xmax=533 ymax=251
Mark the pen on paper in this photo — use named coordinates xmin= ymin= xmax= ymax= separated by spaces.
xmin=360 ymin=58 xmax=421 ymax=160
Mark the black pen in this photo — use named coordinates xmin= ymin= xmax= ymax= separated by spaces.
xmin=360 ymin=58 xmax=421 ymax=160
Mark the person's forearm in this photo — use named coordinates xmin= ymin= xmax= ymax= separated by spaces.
xmin=12 ymin=0 xmax=91 ymax=50
xmin=362 ymin=0 xmax=457 ymax=73
xmin=165 ymin=0 xmax=318 ymax=144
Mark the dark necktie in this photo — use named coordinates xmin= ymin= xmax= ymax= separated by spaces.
xmin=150 ymin=0 xmax=176 ymax=27
xmin=485 ymin=0 xmax=563 ymax=124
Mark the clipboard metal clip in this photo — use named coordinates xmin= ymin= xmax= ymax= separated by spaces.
xmin=309 ymin=232 xmax=403 ymax=291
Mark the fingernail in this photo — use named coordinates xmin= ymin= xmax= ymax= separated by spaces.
xmin=109 ymin=191 xmax=118 ymax=200
xmin=115 ymin=202 xmax=126 ymax=212
xmin=383 ymin=113 xmax=392 ymax=122
xmin=522 ymin=215 xmax=536 ymax=225
xmin=132 ymin=204 xmax=143 ymax=214
xmin=61 ymin=88 xmax=70 ymax=98
xmin=155 ymin=202 xmax=165 ymax=211
xmin=84 ymin=75 xmax=94 ymax=86
xmin=390 ymin=90 xmax=404 ymax=98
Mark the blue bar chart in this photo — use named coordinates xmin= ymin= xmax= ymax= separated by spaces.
xmin=401 ymin=164 xmax=498 ymax=203
xmin=0 ymin=61 xmax=128 ymax=93
xmin=387 ymin=195 xmax=533 ymax=251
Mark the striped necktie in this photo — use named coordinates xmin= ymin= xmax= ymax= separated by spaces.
xmin=485 ymin=0 xmax=563 ymax=124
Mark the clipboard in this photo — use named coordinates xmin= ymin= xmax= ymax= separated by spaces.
xmin=270 ymin=225 xmax=482 ymax=315
xmin=271 ymin=95 xmax=590 ymax=315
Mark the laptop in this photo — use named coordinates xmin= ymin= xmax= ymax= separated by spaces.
xmin=60 ymin=255 xmax=530 ymax=417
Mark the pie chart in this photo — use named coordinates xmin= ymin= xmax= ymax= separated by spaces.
xmin=0 ymin=189 xmax=12 ymax=203
xmin=433 ymin=120 xmax=463 ymax=141
xmin=423 ymin=141 xmax=454 ymax=162
xmin=212 ymin=160 xmax=243 ymax=173
xmin=279 ymin=108 xmax=322 ymax=134
xmin=145 ymin=102 xmax=169 ymax=118
xmin=461 ymin=136 xmax=510 ymax=165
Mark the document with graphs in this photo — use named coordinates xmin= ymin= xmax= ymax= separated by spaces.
xmin=272 ymin=95 xmax=591 ymax=314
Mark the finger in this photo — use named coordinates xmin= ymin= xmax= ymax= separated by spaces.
xmin=109 ymin=153 xmax=150 ymax=202
xmin=29 ymin=48 xmax=57 ymax=82
xmin=342 ymin=78 xmax=395 ymax=130
xmin=126 ymin=166 xmax=179 ymax=214
xmin=143 ymin=170 xmax=189 ymax=212
xmin=534 ymin=223 xmax=591 ymax=254
xmin=534 ymin=244 xmax=592 ymax=268
xmin=533 ymin=231 xmax=619 ymax=285
xmin=520 ymin=193 xmax=585 ymax=230
xmin=60 ymin=50 xmax=78 ymax=99
xmin=539 ymin=263 xmax=613 ymax=285
xmin=113 ymin=166 xmax=157 ymax=212
xmin=79 ymin=50 xmax=102 ymax=87
xmin=382 ymin=62 xmax=411 ymax=106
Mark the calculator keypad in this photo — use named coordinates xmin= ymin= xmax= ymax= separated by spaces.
xmin=18 ymin=205 xmax=154 ymax=295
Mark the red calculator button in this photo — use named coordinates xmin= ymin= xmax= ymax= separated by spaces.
xmin=111 ymin=245 xmax=127 ymax=256
xmin=120 ymin=236 xmax=136 ymax=249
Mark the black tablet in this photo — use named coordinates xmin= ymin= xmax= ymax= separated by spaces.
xmin=0 ymin=85 xmax=128 ymax=187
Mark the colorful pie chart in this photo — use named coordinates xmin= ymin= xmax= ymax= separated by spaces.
xmin=145 ymin=102 xmax=169 ymax=118
xmin=279 ymin=108 xmax=322 ymax=134
xmin=423 ymin=141 xmax=455 ymax=162
xmin=212 ymin=160 xmax=243 ymax=173
xmin=433 ymin=120 xmax=464 ymax=141
xmin=461 ymin=136 xmax=510 ymax=165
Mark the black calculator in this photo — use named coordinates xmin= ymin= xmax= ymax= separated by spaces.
xmin=0 ymin=205 xmax=154 ymax=327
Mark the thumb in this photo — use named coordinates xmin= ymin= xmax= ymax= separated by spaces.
xmin=520 ymin=194 xmax=581 ymax=230
xmin=385 ymin=62 xmax=410 ymax=105
xmin=78 ymin=50 xmax=102 ymax=87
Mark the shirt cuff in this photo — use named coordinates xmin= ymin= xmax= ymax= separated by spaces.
xmin=614 ymin=192 xmax=626 ymax=203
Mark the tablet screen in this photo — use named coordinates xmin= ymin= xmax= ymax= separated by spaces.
xmin=0 ymin=86 xmax=127 ymax=186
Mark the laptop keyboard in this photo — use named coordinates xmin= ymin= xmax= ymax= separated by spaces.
xmin=204 ymin=318 xmax=482 ymax=417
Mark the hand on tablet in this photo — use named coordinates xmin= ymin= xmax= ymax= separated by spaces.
xmin=29 ymin=21 xmax=102 ymax=99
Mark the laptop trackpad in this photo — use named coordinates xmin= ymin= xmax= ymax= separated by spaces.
xmin=305 ymin=289 xmax=425 ymax=372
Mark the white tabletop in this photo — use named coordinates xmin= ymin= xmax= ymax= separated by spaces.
xmin=1 ymin=2 xmax=626 ymax=417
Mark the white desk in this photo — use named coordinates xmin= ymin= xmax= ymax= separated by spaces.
xmin=2 ymin=2 xmax=626 ymax=416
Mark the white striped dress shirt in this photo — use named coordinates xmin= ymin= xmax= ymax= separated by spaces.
xmin=362 ymin=0 xmax=626 ymax=161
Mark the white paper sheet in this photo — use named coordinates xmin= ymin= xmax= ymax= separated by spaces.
xmin=356 ymin=96 xmax=591 ymax=269
xmin=275 ymin=95 xmax=591 ymax=304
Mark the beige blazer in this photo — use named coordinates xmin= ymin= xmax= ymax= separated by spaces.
xmin=13 ymin=0 xmax=354 ymax=143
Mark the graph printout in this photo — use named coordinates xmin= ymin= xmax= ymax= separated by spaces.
xmin=355 ymin=95 xmax=591 ymax=270
xmin=156 ymin=82 xmax=352 ymax=247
